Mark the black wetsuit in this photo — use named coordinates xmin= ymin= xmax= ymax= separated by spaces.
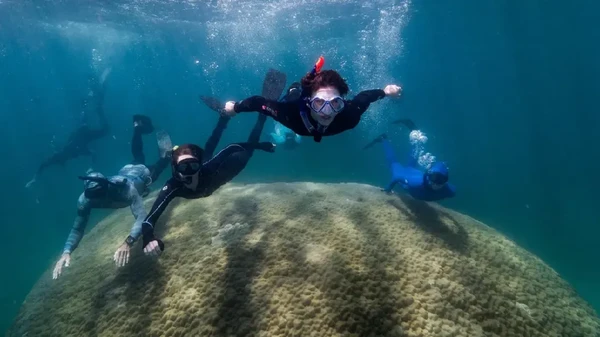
xmin=140 ymin=114 xmax=272 ymax=249
xmin=233 ymin=89 xmax=386 ymax=142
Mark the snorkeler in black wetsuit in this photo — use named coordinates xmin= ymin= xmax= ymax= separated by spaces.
xmin=139 ymin=70 xmax=286 ymax=256
xmin=220 ymin=56 xmax=403 ymax=142
xmin=26 ymin=69 xmax=112 ymax=188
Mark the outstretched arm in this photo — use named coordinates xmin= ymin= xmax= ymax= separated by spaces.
xmin=141 ymin=178 xmax=182 ymax=250
xmin=114 ymin=186 xmax=149 ymax=267
xmin=384 ymin=180 xmax=401 ymax=193
xmin=345 ymin=84 xmax=402 ymax=119
xmin=124 ymin=187 xmax=147 ymax=246
xmin=114 ymin=185 xmax=152 ymax=267
xmin=233 ymin=96 xmax=297 ymax=120
xmin=53 ymin=194 xmax=92 ymax=279
xmin=385 ymin=175 xmax=414 ymax=194
xmin=63 ymin=194 xmax=92 ymax=254
xmin=345 ymin=89 xmax=386 ymax=117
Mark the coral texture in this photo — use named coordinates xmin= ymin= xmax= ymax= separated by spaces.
xmin=8 ymin=183 xmax=600 ymax=337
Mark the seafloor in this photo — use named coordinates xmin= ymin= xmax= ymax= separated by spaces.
xmin=8 ymin=182 xmax=600 ymax=337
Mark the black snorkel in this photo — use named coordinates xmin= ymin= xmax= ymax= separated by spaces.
xmin=78 ymin=175 xmax=127 ymax=199
xmin=423 ymin=169 xmax=448 ymax=191
xmin=78 ymin=175 xmax=125 ymax=186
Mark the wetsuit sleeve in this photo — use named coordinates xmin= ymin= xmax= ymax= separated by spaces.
xmin=387 ymin=173 xmax=420 ymax=193
xmin=63 ymin=194 xmax=92 ymax=254
xmin=126 ymin=186 xmax=147 ymax=242
xmin=384 ymin=180 xmax=399 ymax=193
xmin=346 ymin=89 xmax=386 ymax=117
xmin=141 ymin=178 xmax=182 ymax=246
xmin=233 ymin=96 xmax=296 ymax=120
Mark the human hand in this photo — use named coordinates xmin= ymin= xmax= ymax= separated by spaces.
xmin=384 ymin=84 xmax=402 ymax=97
xmin=113 ymin=243 xmax=131 ymax=267
xmin=143 ymin=240 xmax=163 ymax=257
xmin=53 ymin=253 xmax=71 ymax=280
xmin=223 ymin=101 xmax=237 ymax=116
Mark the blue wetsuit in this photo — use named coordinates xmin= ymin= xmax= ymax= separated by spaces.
xmin=63 ymin=164 xmax=152 ymax=254
xmin=383 ymin=139 xmax=456 ymax=201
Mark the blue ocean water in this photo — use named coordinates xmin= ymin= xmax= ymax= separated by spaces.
xmin=0 ymin=0 xmax=599 ymax=333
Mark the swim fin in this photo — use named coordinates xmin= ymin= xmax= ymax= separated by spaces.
xmin=198 ymin=68 xmax=286 ymax=114
xmin=281 ymin=82 xmax=302 ymax=102
xmin=133 ymin=114 xmax=155 ymax=134
xmin=199 ymin=95 xmax=224 ymax=114
xmin=257 ymin=142 xmax=276 ymax=153
xmin=156 ymin=130 xmax=173 ymax=159
xmin=391 ymin=119 xmax=418 ymax=131
xmin=362 ymin=133 xmax=388 ymax=150
xmin=262 ymin=68 xmax=287 ymax=101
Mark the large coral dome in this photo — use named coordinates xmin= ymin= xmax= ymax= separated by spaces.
xmin=8 ymin=183 xmax=600 ymax=337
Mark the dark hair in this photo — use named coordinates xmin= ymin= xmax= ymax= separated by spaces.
xmin=300 ymin=69 xmax=349 ymax=97
xmin=172 ymin=144 xmax=204 ymax=167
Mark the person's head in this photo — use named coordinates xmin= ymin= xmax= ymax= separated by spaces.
xmin=301 ymin=70 xmax=349 ymax=126
xmin=171 ymin=144 xmax=204 ymax=184
xmin=424 ymin=162 xmax=449 ymax=190
xmin=79 ymin=172 xmax=125 ymax=199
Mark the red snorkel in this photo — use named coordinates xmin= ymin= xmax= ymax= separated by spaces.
xmin=300 ymin=55 xmax=328 ymax=143
xmin=311 ymin=55 xmax=325 ymax=75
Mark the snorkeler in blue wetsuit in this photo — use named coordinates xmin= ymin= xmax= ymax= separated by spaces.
xmin=363 ymin=120 xmax=455 ymax=201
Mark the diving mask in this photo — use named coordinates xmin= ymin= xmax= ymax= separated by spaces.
xmin=78 ymin=175 xmax=125 ymax=199
xmin=425 ymin=171 xmax=448 ymax=190
xmin=175 ymin=158 xmax=201 ymax=176
xmin=309 ymin=95 xmax=345 ymax=117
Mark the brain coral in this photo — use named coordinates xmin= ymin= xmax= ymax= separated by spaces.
xmin=8 ymin=182 xmax=600 ymax=337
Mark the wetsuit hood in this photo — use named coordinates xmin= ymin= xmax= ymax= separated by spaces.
xmin=171 ymin=144 xmax=204 ymax=181
xmin=429 ymin=162 xmax=449 ymax=176
xmin=424 ymin=162 xmax=449 ymax=189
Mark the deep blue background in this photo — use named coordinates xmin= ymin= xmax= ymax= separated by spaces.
xmin=0 ymin=0 xmax=598 ymax=333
